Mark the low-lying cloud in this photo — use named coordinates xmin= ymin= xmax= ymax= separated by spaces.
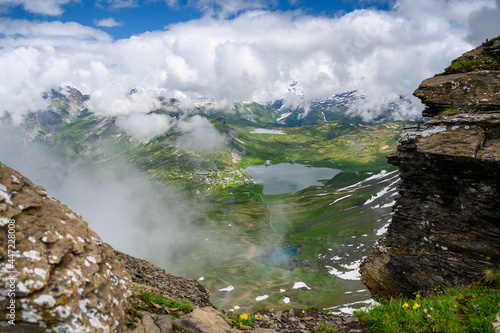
xmin=176 ymin=115 xmax=228 ymax=152
xmin=0 ymin=0 xmax=498 ymax=124
xmin=0 ymin=124 xmax=199 ymax=264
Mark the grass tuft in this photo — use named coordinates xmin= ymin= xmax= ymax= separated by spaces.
xmin=139 ymin=289 xmax=194 ymax=314
xmin=355 ymin=285 xmax=500 ymax=332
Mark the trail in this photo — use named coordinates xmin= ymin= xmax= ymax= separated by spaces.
xmin=258 ymin=194 xmax=283 ymax=242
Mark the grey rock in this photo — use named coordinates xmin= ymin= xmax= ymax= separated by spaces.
xmin=0 ymin=162 xmax=131 ymax=332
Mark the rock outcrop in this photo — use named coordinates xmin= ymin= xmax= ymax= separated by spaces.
xmin=115 ymin=251 xmax=211 ymax=309
xmin=360 ymin=39 xmax=500 ymax=299
xmin=0 ymin=162 xmax=131 ymax=332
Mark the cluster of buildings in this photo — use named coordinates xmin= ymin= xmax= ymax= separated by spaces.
xmin=188 ymin=169 xmax=256 ymax=186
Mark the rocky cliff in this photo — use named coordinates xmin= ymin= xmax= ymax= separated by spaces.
xmin=360 ymin=38 xmax=500 ymax=299
xmin=0 ymin=162 xmax=131 ymax=332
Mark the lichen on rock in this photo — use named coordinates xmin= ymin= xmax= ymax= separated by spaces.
xmin=0 ymin=162 xmax=131 ymax=332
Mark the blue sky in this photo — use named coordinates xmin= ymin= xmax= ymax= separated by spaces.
xmin=2 ymin=0 xmax=394 ymax=40
xmin=0 ymin=0 xmax=499 ymax=128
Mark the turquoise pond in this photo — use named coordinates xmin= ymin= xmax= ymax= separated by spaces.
xmin=254 ymin=247 xmax=299 ymax=267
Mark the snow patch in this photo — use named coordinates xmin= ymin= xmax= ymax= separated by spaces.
xmin=325 ymin=299 xmax=378 ymax=316
xmin=292 ymin=282 xmax=311 ymax=290
xmin=329 ymin=194 xmax=352 ymax=205
xmin=277 ymin=112 xmax=292 ymax=121
xmin=218 ymin=285 xmax=234 ymax=292
xmin=255 ymin=295 xmax=269 ymax=301
xmin=326 ymin=260 xmax=362 ymax=280
xmin=376 ymin=222 xmax=391 ymax=236
xmin=372 ymin=200 xmax=396 ymax=209
xmin=364 ymin=179 xmax=399 ymax=205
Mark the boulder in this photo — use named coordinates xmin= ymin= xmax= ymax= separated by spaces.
xmin=0 ymin=162 xmax=131 ymax=332
xmin=175 ymin=307 xmax=240 ymax=333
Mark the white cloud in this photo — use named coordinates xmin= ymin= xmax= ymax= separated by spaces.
xmin=0 ymin=0 xmax=496 ymax=127
xmin=176 ymin=115 xmax=228 ymax=152
xmin=96 ymin=0 xmax=138 ymax=9
xmin=116 ymin=112 xmax=172 ymax=140
xmin=0 ymin=0 xmax=76 ymax=16
xmin=94 ymin=17 xmax=122 ymax=28
xmin=162 ymin=0 xmax=277 ymax=17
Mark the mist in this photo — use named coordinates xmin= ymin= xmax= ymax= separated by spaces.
xmin=0 ymin=124 xmax=216 ymax=275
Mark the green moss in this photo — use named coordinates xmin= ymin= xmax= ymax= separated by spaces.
xmin=436 ymin=107 xmax=476 ymax=119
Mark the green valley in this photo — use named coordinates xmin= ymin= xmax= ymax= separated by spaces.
xmin=17 ymin=103 xmax=405 ymax=313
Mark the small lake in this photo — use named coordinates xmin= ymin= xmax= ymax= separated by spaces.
xmin=245 ymin=163 xmax=342 ymax=195
xmin=250 ymin=128 xmax=287 ymax=135
xmin=254 ymin=247 xmax=298 ymax=268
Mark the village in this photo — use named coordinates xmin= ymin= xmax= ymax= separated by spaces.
xmin=188 ymin=168 xmax=256 ymax=187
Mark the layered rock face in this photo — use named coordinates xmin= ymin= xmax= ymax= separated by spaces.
xmin=360 ymin=40 xmax=500 ymax=299
xmin=0 ymin=162 xmax=131 ymax=332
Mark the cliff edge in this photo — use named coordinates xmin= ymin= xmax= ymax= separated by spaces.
xmin=360 ymin=38 xmax=500 ymax=299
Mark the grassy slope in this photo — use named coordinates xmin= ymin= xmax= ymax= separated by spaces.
xmin=236 ymin=121 xmax=401 ymax=171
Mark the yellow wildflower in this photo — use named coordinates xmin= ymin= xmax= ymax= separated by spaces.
xmin=402 ymin=302 xmax=409 ymax=309
xmin=413 ymin=303 xmax=421 ymax=310
xmin=239 ymin=313 xmax=249 ymax=321
xmin=423 ymin=308 xmax=428 ymax=314
xmin=416 ymin=294 xmax=420 ymax=299
xmin=255 ymin=314 xmax=262 ymax=319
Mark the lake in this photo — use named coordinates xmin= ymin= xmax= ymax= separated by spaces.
xmin=244 ymin=163 xmax=342 ymax=195
xmin=250 ymin=128 xmax=287 ymax=134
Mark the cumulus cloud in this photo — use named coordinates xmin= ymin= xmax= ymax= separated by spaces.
xmin=94 ymin=17 xmax=122 ymax=27
xmin=176 ymin=115 xmax=228 ymax=152
xmin=0 ymin=0 xmax=496 ymax=125
xmin=116 ymin=112 xmax=172 ymax=140
xmin=0 ymin=0 xmax=76 ymax=16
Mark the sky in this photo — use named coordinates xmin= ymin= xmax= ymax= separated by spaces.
xmin=0 ymin=0 xmax=499 ymax=125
